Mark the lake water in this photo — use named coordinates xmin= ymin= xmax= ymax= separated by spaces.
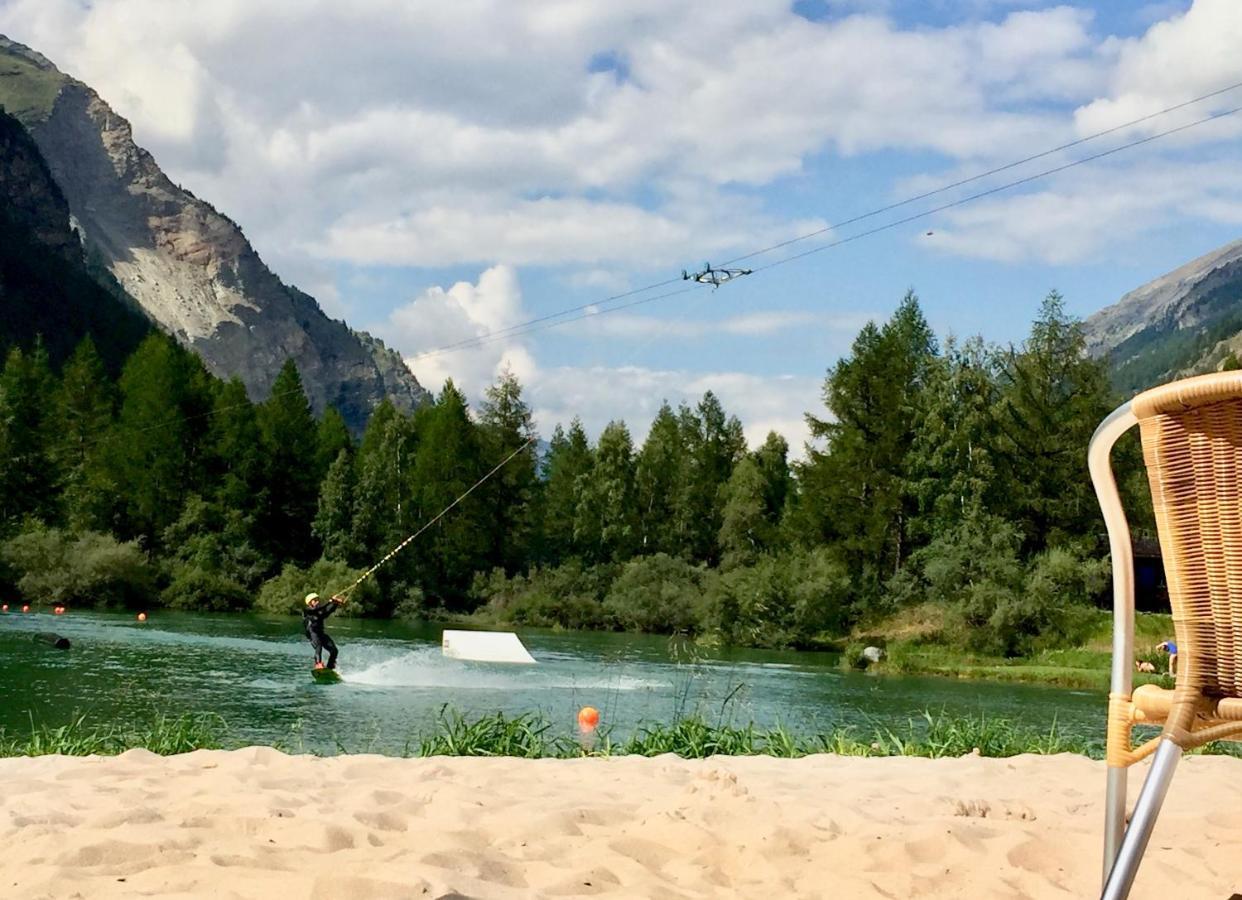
xmin=0 ymin=609 xmax=1106 ymax=755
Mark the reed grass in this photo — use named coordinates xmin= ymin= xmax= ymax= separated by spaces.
xmin=3 ymin=707 xmax=1237 ymax=761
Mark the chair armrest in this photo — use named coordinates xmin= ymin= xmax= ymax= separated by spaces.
xmin=1088 ymin=401 xmax=1139 ymax=700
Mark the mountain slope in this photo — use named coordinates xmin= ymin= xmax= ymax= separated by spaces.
xmin=0 ymin=106 xmax=150 ymax=371
xmin=1084 ymin=238 xmax=1242 ymax=392
xmin=0 ymin=35 xmax=428 ymax=429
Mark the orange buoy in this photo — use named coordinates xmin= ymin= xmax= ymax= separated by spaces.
xmin=137 ymin=612 xmax=147 ymax=622
xmin=54 ymin=606 xmax=63 ymax=615
xmin=577 ymin=706 xmax=600 ymax=731
xmin=21 ymin=605 xmax=30 ymax=613
xmin=1 ymin=604 xmax=7 ymax=612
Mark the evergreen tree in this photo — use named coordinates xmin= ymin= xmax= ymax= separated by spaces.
xmin=0 ymin=343 xmax=57 ymax=531
xmin=635 ymin=402 xmax=685 ymax=556
xmin=410 ymin=381 xmax=488 ymax=606
xmin=752 ymin=431 xmax=793 ymax=531
xmin=351 ymin=400 xmax=415 ymax=572
xmin=206 ymin=378 xmax=267 ymax=528
xmin=315 ymin=406 xmax=352 ymax=480
xmin=542 ymin=419 xmax=593 ymax=563
xmin=907 ymin=336 xmax=1001 ymax=541
xmin=718 ymin=456 xmax=775 ymax=569
xmin=574 ymin=420 xmax=638 ymax=563
xmin=257 ymin=359 xmax=320 ymax=564
xmin=673 ymin=392 xmax=746 ymax=564
xmin=314 ymin=448 xmax=362 ymax=564
xmin=107 ymin=335 xmax=202 ymax=549
xmin=798 ymin=292 xmax=937 ymax=586
xmin=478 ymin=368 xmax=538 ymax=574
xmin=992 ymin=292 xmax=1116 ymax=552
xmin=55 ymin=337 xmax=116 ymax=531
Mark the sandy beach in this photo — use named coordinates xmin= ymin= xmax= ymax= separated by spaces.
xmin=2 ymin=749 xmax=1240 ymax=899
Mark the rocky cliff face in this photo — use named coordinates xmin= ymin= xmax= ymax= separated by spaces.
xmin=0 ymin=106 xmax=150 ymax=370
xmin=0 ymin=36 xmax=428 ymax=429
xmin=1084 ymin=238 xmax=1242 ymax=392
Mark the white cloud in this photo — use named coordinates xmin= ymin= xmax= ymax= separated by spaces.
xmin=0 ymin=0 xmax=1122 ymax=270
xmin=531 ymin=365 xmax=821 ymax=455
xmin=376 ymin=265 xmax=821 ymax=452
xmin=564 ymin=309 xmax=872 ymax=340
xmin=382 ymin=265 xmax=535 ymax=400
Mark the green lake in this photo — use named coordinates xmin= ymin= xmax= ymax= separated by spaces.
xmin=0 ymin=609 xmax=1106 ymax=755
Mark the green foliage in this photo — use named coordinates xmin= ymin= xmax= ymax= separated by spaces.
xmin=162 ymin=568 xmax=251 ymax=612
xmin=254 ymin=558 xmax=378 ymax=615
xmin=0 ymin=713 xmax=226 ymax=757
xmin=477 ymin=368 xmax=538 ymax=574
xmin=471 ymin=560 xmax=614 ymax=630
xmin=718 ymin=456 xmax=777 ymax=569
xmin=574 ymin=420 xmax=639 ymax=564
xmin=602 ymin=553 xmax=710 ymax=633
xmin=706 ymin=548 xmax=852 ymax=648
xmin=257 ymin=359 xmax=320 ymax=564
xmin=541 ymin=419 xmax=592 ymax=562
xmin=634 ymin=402 xmax=684 ymax=556
xmin=1 ymin=525 xmax=155 ymax=607
xmin=0 ymin=343 xmax=57 ymax=531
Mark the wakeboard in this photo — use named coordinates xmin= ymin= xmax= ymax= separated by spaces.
xmin=311 ymin=667 xmax=342 ymax=684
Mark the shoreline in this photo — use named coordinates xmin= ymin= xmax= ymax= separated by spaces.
xmin=3 ymin=749 xmax=1239 ymax=898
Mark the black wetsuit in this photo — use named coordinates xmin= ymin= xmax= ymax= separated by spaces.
xmin=303 ymin=600 xmax=341 ymax=669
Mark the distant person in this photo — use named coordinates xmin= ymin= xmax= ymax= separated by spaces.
xmin=303 ymin=592 xmax=345 ymax=670
xmin=1157 ymin=640 xmax=1178 ymax=676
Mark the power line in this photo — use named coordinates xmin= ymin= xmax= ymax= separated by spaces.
xmin=399 ymin=77 xmax=1242 ymax=357
xmin=407 ymin=99 xmax=1242 ymax=357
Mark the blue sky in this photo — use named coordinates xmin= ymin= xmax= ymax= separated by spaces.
xmin=2 ymin=0 xmax=1240 ymax=450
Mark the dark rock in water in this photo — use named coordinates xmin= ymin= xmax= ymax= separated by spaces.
xmin=35 ymin=632 xmax=71 ymax=649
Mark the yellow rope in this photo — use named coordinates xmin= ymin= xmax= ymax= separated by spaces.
xmin=333 ymin=437 xmax=535 ymax=602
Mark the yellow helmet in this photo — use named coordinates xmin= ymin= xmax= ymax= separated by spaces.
xmin=304 ymin=592 xmax=320 ymax=606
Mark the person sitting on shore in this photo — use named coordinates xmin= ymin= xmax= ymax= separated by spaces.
xmin=303 ymin=592 xmax=344 ymax=670
xmin=1156 ymin=640 xmax=1178 ymax=676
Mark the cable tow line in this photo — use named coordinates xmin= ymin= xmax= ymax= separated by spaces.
xmin=334 ymin=436 xmax=536 ymax=601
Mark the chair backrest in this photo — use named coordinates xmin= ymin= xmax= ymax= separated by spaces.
xmin=1133 ymin=371 xmax=1242 ymax=699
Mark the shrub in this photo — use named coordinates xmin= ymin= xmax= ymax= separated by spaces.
xmin=471 ymin=561 xmax=614 ymax=630
xmin=1 ymin=526 xmax=155 ymax=608
xmin=602 ymin=553 xmax=710 ymax=633
xmin=705 ymin=547 xmax=851 ymax=648
xmin=161 ymin=567 xmax=251 ymax=612
xmin=254 ymin=558 xmax=378 ymax=615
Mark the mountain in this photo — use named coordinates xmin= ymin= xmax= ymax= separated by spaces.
xmin=0 ymin=106 xmax=150 ymax=371
xmin=0 ymin=36 xmax=428 ymax=430
xmin=1084 ymin=238 xmax=1242 ymax=393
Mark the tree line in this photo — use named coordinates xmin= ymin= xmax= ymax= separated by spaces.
xmin=0 ymin=290 xmax=1143 ymax=653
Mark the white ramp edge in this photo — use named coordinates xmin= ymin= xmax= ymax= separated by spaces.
xmin=442 ymin=629 xmax=537 ymax=665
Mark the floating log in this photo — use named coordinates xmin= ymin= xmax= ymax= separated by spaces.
xmin=35 ymin=632 xmax=71 ymax=650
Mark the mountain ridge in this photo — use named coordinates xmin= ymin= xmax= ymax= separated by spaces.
xmin=1083 ymin=238 xmax=1242 ymax=392
xmin=0 ymin=35 xmax=429 ymax=430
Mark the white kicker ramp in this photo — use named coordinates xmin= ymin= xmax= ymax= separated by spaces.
xmin=441 ymin=629 xmax=537 ymax=664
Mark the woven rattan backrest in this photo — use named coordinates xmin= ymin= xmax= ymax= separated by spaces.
xmin=1134 ymin=372 xmax=1242 ymax=699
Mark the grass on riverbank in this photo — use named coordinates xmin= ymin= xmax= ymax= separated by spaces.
xmin=849 ymin=605 xmax=1178 ymax=690
xmin=5 ymin=707 xmax=1238 ymax=761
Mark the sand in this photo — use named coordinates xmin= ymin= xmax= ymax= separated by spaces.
xmin=2 ymin=750 xmax=1240 ymax=899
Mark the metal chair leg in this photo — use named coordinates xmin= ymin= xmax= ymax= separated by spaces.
xmin=1102 ymin=766 xmax=1127 ymax=882
xmin=1101 ymin=739 xmax=1182 ymax=900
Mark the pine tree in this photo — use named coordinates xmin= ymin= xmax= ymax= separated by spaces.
xmin=718 ymin=456 xmax=775 ymax=569
xmin=797 ymin=292 xmax=937 ymax=585
xmin=206 ymin=378 xmax=267 ymax=524
xmin=351 ymin=400 xmax=414 ymax=570
xmin=55 ymin=337 xmax=116 ymax=531
xmin=635 ymin=402 xmax=684 ymax=556
xmin=315 ymin=406 xmax=352 ymax=480
xmin=992 ymin=292 xmax=1116 ymax=552
xmin=674 ymin=392 xmax=746 ymax=564
xmin=574 ymin=420 xmax=638 ymax=563
xmin=478 ymin=368 xmax=538 ymax=574
xmin=410 ymin=381 xmax=488 ymax=606
xmin=542 ymin=419 xmax=593 ymax=563
xmin=107 ymin=334 xmax=201 ymax=549
xmin=257 ymin=359 xmax=320 ymax=564
xmin=314 ymin=448 xmax=362 ymax=564
xmin=0 ymin=343 xmax=57 ymax=530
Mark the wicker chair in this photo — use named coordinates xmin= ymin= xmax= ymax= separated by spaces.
xmin=1089 ymin=371 xmax=1242 ymax=899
